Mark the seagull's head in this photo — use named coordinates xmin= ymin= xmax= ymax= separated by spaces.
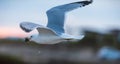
xmin=25 ymin=35 xmax=38 ymax=43
xmin=25 ymin=36 xmax=32 ymax=42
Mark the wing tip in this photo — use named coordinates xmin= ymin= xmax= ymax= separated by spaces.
xmin=19 ymin=22 xmax=31 ymax=32
xmin=73 ymin=0 xmax=93 ymax=7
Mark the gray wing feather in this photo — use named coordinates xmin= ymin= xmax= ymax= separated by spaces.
xmin=46 ymin=0 xmax=92 ymax=35
xmin=37 ymin=28 xmax=57 ymax=36
xmin=20 ymin=22 xmax=43 ymax=32
xmin=20 ymin=22 xmax=58 ymax=36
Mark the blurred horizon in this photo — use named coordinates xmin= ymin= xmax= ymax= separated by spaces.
xmin=0 ymin=25 xmax=120 ymax=38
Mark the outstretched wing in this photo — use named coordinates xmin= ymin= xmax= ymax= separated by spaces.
xmin=46 ymin=0 xmax=93 ymax=35
xmin=20 ymin=22 xmax=44 ymax=32
xmin=20 ymin=22 xmax=58 ymax=35
xmin=37 ymin=28 xmax=58 ymax=36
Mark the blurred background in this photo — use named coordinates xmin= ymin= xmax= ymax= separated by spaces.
xmin=0 ymin=0 xmax=120 ymax=64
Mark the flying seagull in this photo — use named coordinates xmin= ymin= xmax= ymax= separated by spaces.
xmin=20 ymin=0 xmax=93 ymax=44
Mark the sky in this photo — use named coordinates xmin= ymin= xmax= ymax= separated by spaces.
xmin=0 ymin=0 xmax=120 ymax=38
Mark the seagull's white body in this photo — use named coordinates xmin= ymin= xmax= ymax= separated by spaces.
xmin=20 ymin=0 xmax=92 ymax=44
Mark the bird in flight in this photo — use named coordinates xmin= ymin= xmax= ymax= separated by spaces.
xmin=20 ymin=0 xmax=93 ymax=44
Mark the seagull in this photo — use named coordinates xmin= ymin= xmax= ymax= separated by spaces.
xmin=20 ymin=0 xmax=93 ymax=44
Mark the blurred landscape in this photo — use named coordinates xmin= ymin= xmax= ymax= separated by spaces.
xmin=0 ymin=28 xmax=120 ymax=64
xmin=0 ymin=0 xmax=120 ymax=64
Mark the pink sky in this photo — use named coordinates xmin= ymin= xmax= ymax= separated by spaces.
xmin=0 ymin=27 xmax=28 ymax=38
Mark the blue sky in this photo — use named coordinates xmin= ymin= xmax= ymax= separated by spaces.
xmin=0 ymin=0 xmax=120 ymax=37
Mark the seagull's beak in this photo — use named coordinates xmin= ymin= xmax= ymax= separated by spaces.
xmin=25 ymin=37 xmax=30 ymax=42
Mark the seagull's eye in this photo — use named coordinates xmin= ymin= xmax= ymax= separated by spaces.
xmin=31 ymin=36 xmax=33 ymax=38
